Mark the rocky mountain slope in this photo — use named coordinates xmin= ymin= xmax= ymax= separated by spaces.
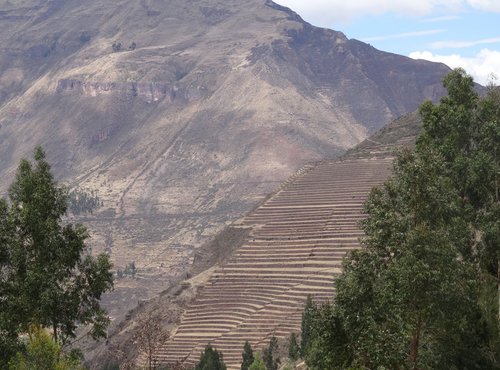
xmin=0 ymin=0 xmax=450 ymax=329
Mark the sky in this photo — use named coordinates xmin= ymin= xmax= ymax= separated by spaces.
xmin=273 ymin=0 xmax=500 ymax=85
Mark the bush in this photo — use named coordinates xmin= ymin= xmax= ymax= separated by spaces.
xmin=8 ymin=326 xmax=82 ymax=370
xmin=112 ymin=42 xmax=122 ymax=52
xmin=79 ymin=32 xmax=91 ymax=43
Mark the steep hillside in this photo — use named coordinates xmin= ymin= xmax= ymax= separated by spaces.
xmin=0 ymin=0 xmax=450 ymax=329
xmin=158 ymin=158 xmax=393 ymax=369
xmin=344 ymin=110 xmax=422 ymax=158
xmin=92 ymin=111 xmax=424 ymax=368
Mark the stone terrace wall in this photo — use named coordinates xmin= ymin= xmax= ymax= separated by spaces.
xmin=157 ymin=157 xmax=393 ymax=369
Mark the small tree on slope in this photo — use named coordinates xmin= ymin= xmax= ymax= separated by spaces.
xmin=241 ymin=341 xmax=254 ymax=370
xmin=194 ymin=344 xmax=227 ymax=370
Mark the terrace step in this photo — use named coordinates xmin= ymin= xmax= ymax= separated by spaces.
xmin=157 ymin=158 xmax=393 ymax=369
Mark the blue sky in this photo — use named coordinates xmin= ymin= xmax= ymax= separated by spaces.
xmin=273 ymin=0 xmax=500 ymax=85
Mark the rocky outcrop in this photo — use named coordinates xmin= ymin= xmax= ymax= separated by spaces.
xmin=56 ymin=79 xmax=206 ymax=104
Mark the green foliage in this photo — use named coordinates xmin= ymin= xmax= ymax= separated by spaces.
xmin=116 ymin=261 xmax=137 ymax=280
xmin=8 ymin=326 xmax=82 ymax=370
xmin=300 ymin=295 xmax=316 ymax=357
xmin=0 ymin=147 xmax=113 ymax=366
xmin=262 ymin=336 xmax=279 ymax=370
xmin=0 ymin=197 xmax=21 ymax=365
xmin=111 ymin=42 xmax=122 ymax=52
xmin=304 ymin=69 xmax=500 ymax=369
xmin=334 ymin=150 xmax=488 ymax=368
xmin=124 ymin=261 xmax=136 ymax=277
xmin=79 ymin=32 xmax=91 ymax=44
xmin=241 ymin=341 xmax=254 ymax=370
xmin=67 ymin=188 xmax=101 ymax=215
xmin=194 ymin=344 xmax=227 ymax=370
xmin=248 ymin=353 xmax=266 ymax=370
xmin=287 ymin=333 xmax=300 ymax=362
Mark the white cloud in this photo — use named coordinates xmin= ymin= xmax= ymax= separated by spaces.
xmin=273 ymin=0 xmax=499 ymax=26
xmin=362 ymin=29 xmax=445 ymax=42
xmin=466 ymin=0 xmax=500 ymax=12
xmin=430 ymin=37 xmax=500 ymax=49
xmin=274 ymin=0 xmax=462 ymax=26
xmin=420 ymin=15 xmax=461 ymax=22
xmin=409 ymin=49 xmax=500 ymax=85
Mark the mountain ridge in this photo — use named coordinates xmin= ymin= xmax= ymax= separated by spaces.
xmin=0 ymin=0 xmax=451 ymax=339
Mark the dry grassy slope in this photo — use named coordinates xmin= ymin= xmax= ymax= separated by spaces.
xmin=0 ymin=0 xmax=450 ymax=335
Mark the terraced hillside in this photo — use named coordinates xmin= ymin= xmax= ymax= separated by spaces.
xmin=157 ymin=157 xmax=393 ymax=369
xmin=0 ymin=0 xmax=449 ymax=327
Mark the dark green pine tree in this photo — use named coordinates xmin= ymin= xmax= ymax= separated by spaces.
xmin=300 ymin=295 xmax=317 ymax=357
xmin=288 ymin=333 xmax=300 ymax=362
xmin=262 ymin=336 xmax=279 ymax=370
xmin=241 ymin=341 xmax=254 ymax=370
xmin=195 ymin=344 xmax=227 ymax=370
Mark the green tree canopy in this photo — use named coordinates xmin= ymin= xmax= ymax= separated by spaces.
xmin=194 ymin=344 xmax=227 ymax=370
xmin=248 ymin=353 xmax=266 ymax=370
xmin=262 ymin=336 xmax=279 ymax=370
xmin=287 ymin=333 xmax=300 ymax=362
xmin=241 ymin=341 xmax=254 ymax=370
xmin=304 ymin=69 xmax=500 ymax=369
xmin=332 ymin=149 xmax=487 ymax=369
xmin=419 ymin=69 xmax=500 ymax=284
xmin=300 ymin=295 xmax=316 ymax=358
xmin=8 ymin=325 xmax=82 ymax=370
xmin=0 ymin=147 xmax=113 ymax=366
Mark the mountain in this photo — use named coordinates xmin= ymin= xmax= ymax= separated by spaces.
xmin=0 ymin=0 xmax=450 ymax=331
xmin=91 ymin=112 xmax=425 ymax=369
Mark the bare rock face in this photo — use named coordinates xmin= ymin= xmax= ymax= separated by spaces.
xmin=0 ymin=0 xmax=450 ymax=352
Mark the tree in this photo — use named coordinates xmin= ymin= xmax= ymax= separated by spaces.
xmin=287 ymin=333 xmax=299 ymax=362
xmin=8 ymin=325 xmax=82 ymax=370
xmin=343 ymin=150 xmax=488 ymax=369
xmin=300 ymin=295 xmax=316 ymax=357
xmin=112 ymin=42 xmax=122 ymax=52
xmin=262 ymin=336 xmax=279 ymax=370
xmin=0 ymin=197 xmax=21 ymax=364
xmin=194 ymin=344 xmax=226 ymax=370
xmin=134 ymin=308 xmax=170 ymax=370
xmin=304 ymin=303 xmax=351 ymax=370
xmin=248 ymin=353 xmax=266 ymax=370
xmin=241 ymin=341 xmax=254 ymax=370
xmin=419 ymin=69 xmax=500 ymax=317
xmin=0 ymin=147 xmax=113 ymax=365
xmin=304 ymin=69 xmax=499 ymax=369
xmin=317 ymin=149 xmax=493 ymax=369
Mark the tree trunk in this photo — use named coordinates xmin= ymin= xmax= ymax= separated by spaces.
xmin=52 ymin=321 xmax=58 ymax=343
xmin=409 ymin=316 xmax=422 ymax=370
xmin=497 ymin=259 xmax=500 ymax=321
